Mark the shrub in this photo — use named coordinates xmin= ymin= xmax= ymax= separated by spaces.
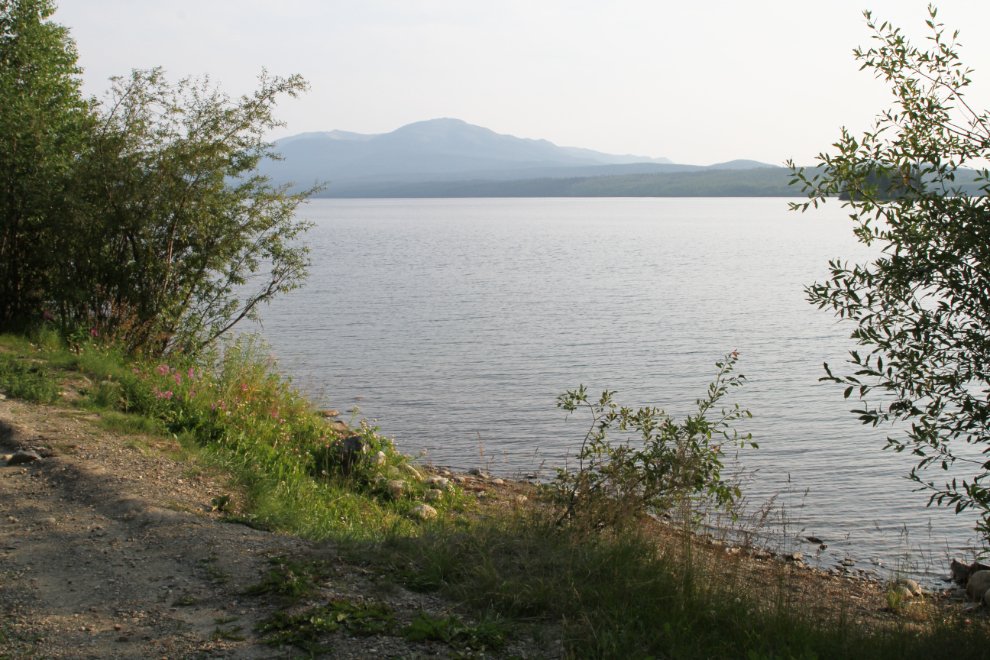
xmin=550 ymin=351 xmax=755 ymax=529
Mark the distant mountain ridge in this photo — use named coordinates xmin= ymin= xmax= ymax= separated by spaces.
xmin=258 ymin=118 xmax=781 ymax=195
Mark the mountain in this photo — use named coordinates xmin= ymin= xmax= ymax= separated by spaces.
xmin=258 ymin=118 xmax=780 ymax=194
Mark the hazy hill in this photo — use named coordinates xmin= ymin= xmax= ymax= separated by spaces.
xmin=259 ymin=118 xmax=781 ymax=193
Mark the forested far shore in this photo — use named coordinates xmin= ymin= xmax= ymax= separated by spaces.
xmin=312 ymin=166 xmax=990 ymax=198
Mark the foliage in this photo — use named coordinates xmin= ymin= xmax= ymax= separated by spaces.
xmin=789 ymin=6 xmax=990 ymax=539
xmin=0 ymin=0 xmax=92 ymax=330
xmin=550 ymin=352 xmax=755 ymax=528
xmin=254 ymin=599 xmax=395 ymax=654
xmin=0 ymin=4 xmax=318 ymax=354
xmin=241 ymin=556 xmax=328 ymax=603
xmin=55 ymin=68 xmax=318 ymax=354
xmin=0 ymin=350 xmax=61 ymax=403
xmin=401 ymin=610 xmax=508 ymax=651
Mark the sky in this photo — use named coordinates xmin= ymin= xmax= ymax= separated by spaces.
xmin=54 ymin=0 xmax=990 ymax=167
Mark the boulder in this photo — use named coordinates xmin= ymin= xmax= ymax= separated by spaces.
xmin=386 ymin=480 xmax=405 ymax=498
xmin=950 ymin=559 xmax=990 ymax=585
xmin=7 ymin=450 xmax=41 ymax=466
xmin=336 ymin=436 xmax=367 ymax=474
xmin=966 ymin=570 xmax=990 ymax=602
xmin=374 ymin=451 xmax=386 ymax=467
xmin=409 ymin=504 xmax=437 ymax=521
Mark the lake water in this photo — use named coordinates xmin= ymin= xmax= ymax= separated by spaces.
xmin=247 ymin=197 xmax=983 ymax=582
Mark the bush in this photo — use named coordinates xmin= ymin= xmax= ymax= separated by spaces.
xmin=550 ymin=352 xmax=755 ymax=529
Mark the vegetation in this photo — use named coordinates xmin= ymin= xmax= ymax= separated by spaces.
xmin=790 ymin=7 xmax=990 ymax=541
xmin=4 ymin=333 xmax=990 ymax=658
xmin=551 ymin=351 xmax=755 ymax=529
xmin=0 ymin=0 xmax=317 ymax=354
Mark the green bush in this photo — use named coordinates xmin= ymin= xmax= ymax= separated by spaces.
xmin=550 ymin=352 xmax=755 ymax=529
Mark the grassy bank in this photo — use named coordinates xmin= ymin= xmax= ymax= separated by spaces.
xmin=1 ymin=331 xmax=987 ymax=659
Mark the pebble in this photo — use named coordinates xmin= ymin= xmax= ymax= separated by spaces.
xmin=408 ymin=504 xmax=437 ymax=521
xmin=841 ymin=558 xmax=856 ymax=567
xmin=424 ymin=476 xmax=450 ymax=490
xmin=491 ymin=478 xmax=504 ymax=485
xmin=893 ymin=577 xmax=922 ymax=598
xmin=7 ymin=450 xmax=41 ymax=466
xmin=37 ymin=517 xmax=56 ymax=525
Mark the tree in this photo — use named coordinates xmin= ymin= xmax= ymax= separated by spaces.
xmin=0 ymin=0 xmax=91 ymax=330
xmin=790 ymin=6 xmax=990 ymax=539
xmin=56 ymin=68 xmax=319 ymax=353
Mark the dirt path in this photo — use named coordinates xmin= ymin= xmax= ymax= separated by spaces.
xmin=0 ymin=397 xmax=544 ymax=660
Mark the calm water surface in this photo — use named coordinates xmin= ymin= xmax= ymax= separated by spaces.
xmin=248 ymin=197 xmax=982 ymax=581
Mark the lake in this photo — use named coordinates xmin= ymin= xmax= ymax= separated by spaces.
xmin=246 ymin=197 xmax=983 ymax=582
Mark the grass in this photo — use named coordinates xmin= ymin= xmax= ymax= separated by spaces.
xmin=1 ymin=330 xmax=989 ymax=659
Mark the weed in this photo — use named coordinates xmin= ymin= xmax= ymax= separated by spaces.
xmin=214 ymin=616 xmax=239 ymax=625
xmin=401 ymin=611 xmax=508 ymax=651
xmin=197 ymin=555 xmax=229 ymax=585
xmin=172 ymin=595 xmax=199 ymax=607
xmin=254 ymin=599 xmax=394 ymax=654
xmin=210 ymin=624 xmax=245 ymax=641
xmin=211 ymin=494 xmax=233 ymax=512
xmin=241 ymin=556 xmax=328 ymax=603
xmin=0 ymin=352 xmax=61 ymax=403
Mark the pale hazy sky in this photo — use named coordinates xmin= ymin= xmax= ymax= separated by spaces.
xmin=54 ymin=1 xmax=990 ymax=166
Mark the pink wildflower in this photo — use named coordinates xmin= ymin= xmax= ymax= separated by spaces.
xmin=188 ymin=367 xmax=195 ymax=379
xmin=90 ymin=328 xmax=98 ymax=338
xmin=241 ymin=384 xmax=247 ymax=391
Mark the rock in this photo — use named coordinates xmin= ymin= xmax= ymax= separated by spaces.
xmin=423 ymin=489 xmax=443 ymax=503
xmin=374 ymin=451 xmax=386 ymax=467
xmin=386 ymin=480 xmax=405 ymax=498
xmin=7 ymin=450 xmax=41 ymax=466
xmin=320 ymin=410 xmax=339 ymax=418
xmin=966 ymin=570 xmax=990 ymax=602
xmin=514 ymin=495 xmax=528 ymax=504
xmin=788 ymin=552 xmax=803 ymax=562
xmin=951 ymin=559 xmax=990 ymax=586
xmin=893 ymin=585 xmax=914 ymax=600
xmin=983 ymin=589 xmax=990 ymax=608
xmin=402 ymin=463 xmax=423 ymax=481
xmin=408 ymin=504 xmax=437 ymax=521
xmin=387 ymin=466 xmax=400 ymax=478
xmin=451 ymin=476 xmax=467 ymax=483
xmin=840 ymin=558 xmax=855 ymax=567
xmin=752 ymin=551 xmax=772 ymax=560
xmin=491 ymin=478 xmax=504 ymax=485
xmin=893 ymin=578 xmax=922 ymax=598
xmin=334 ymin=435 xmax=367 ymax=474
xmin=36 ymin=517 xmax=56 ymax=525
xmin=372 ymin=475 xmax=386 ymax=486
xmin=424 ymin=476 xmax=450 ymax=490
xmin=468 ymin=468 xmax=490 ymax=478
xmin=0 ymin=392 xmax=6 ymax=400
